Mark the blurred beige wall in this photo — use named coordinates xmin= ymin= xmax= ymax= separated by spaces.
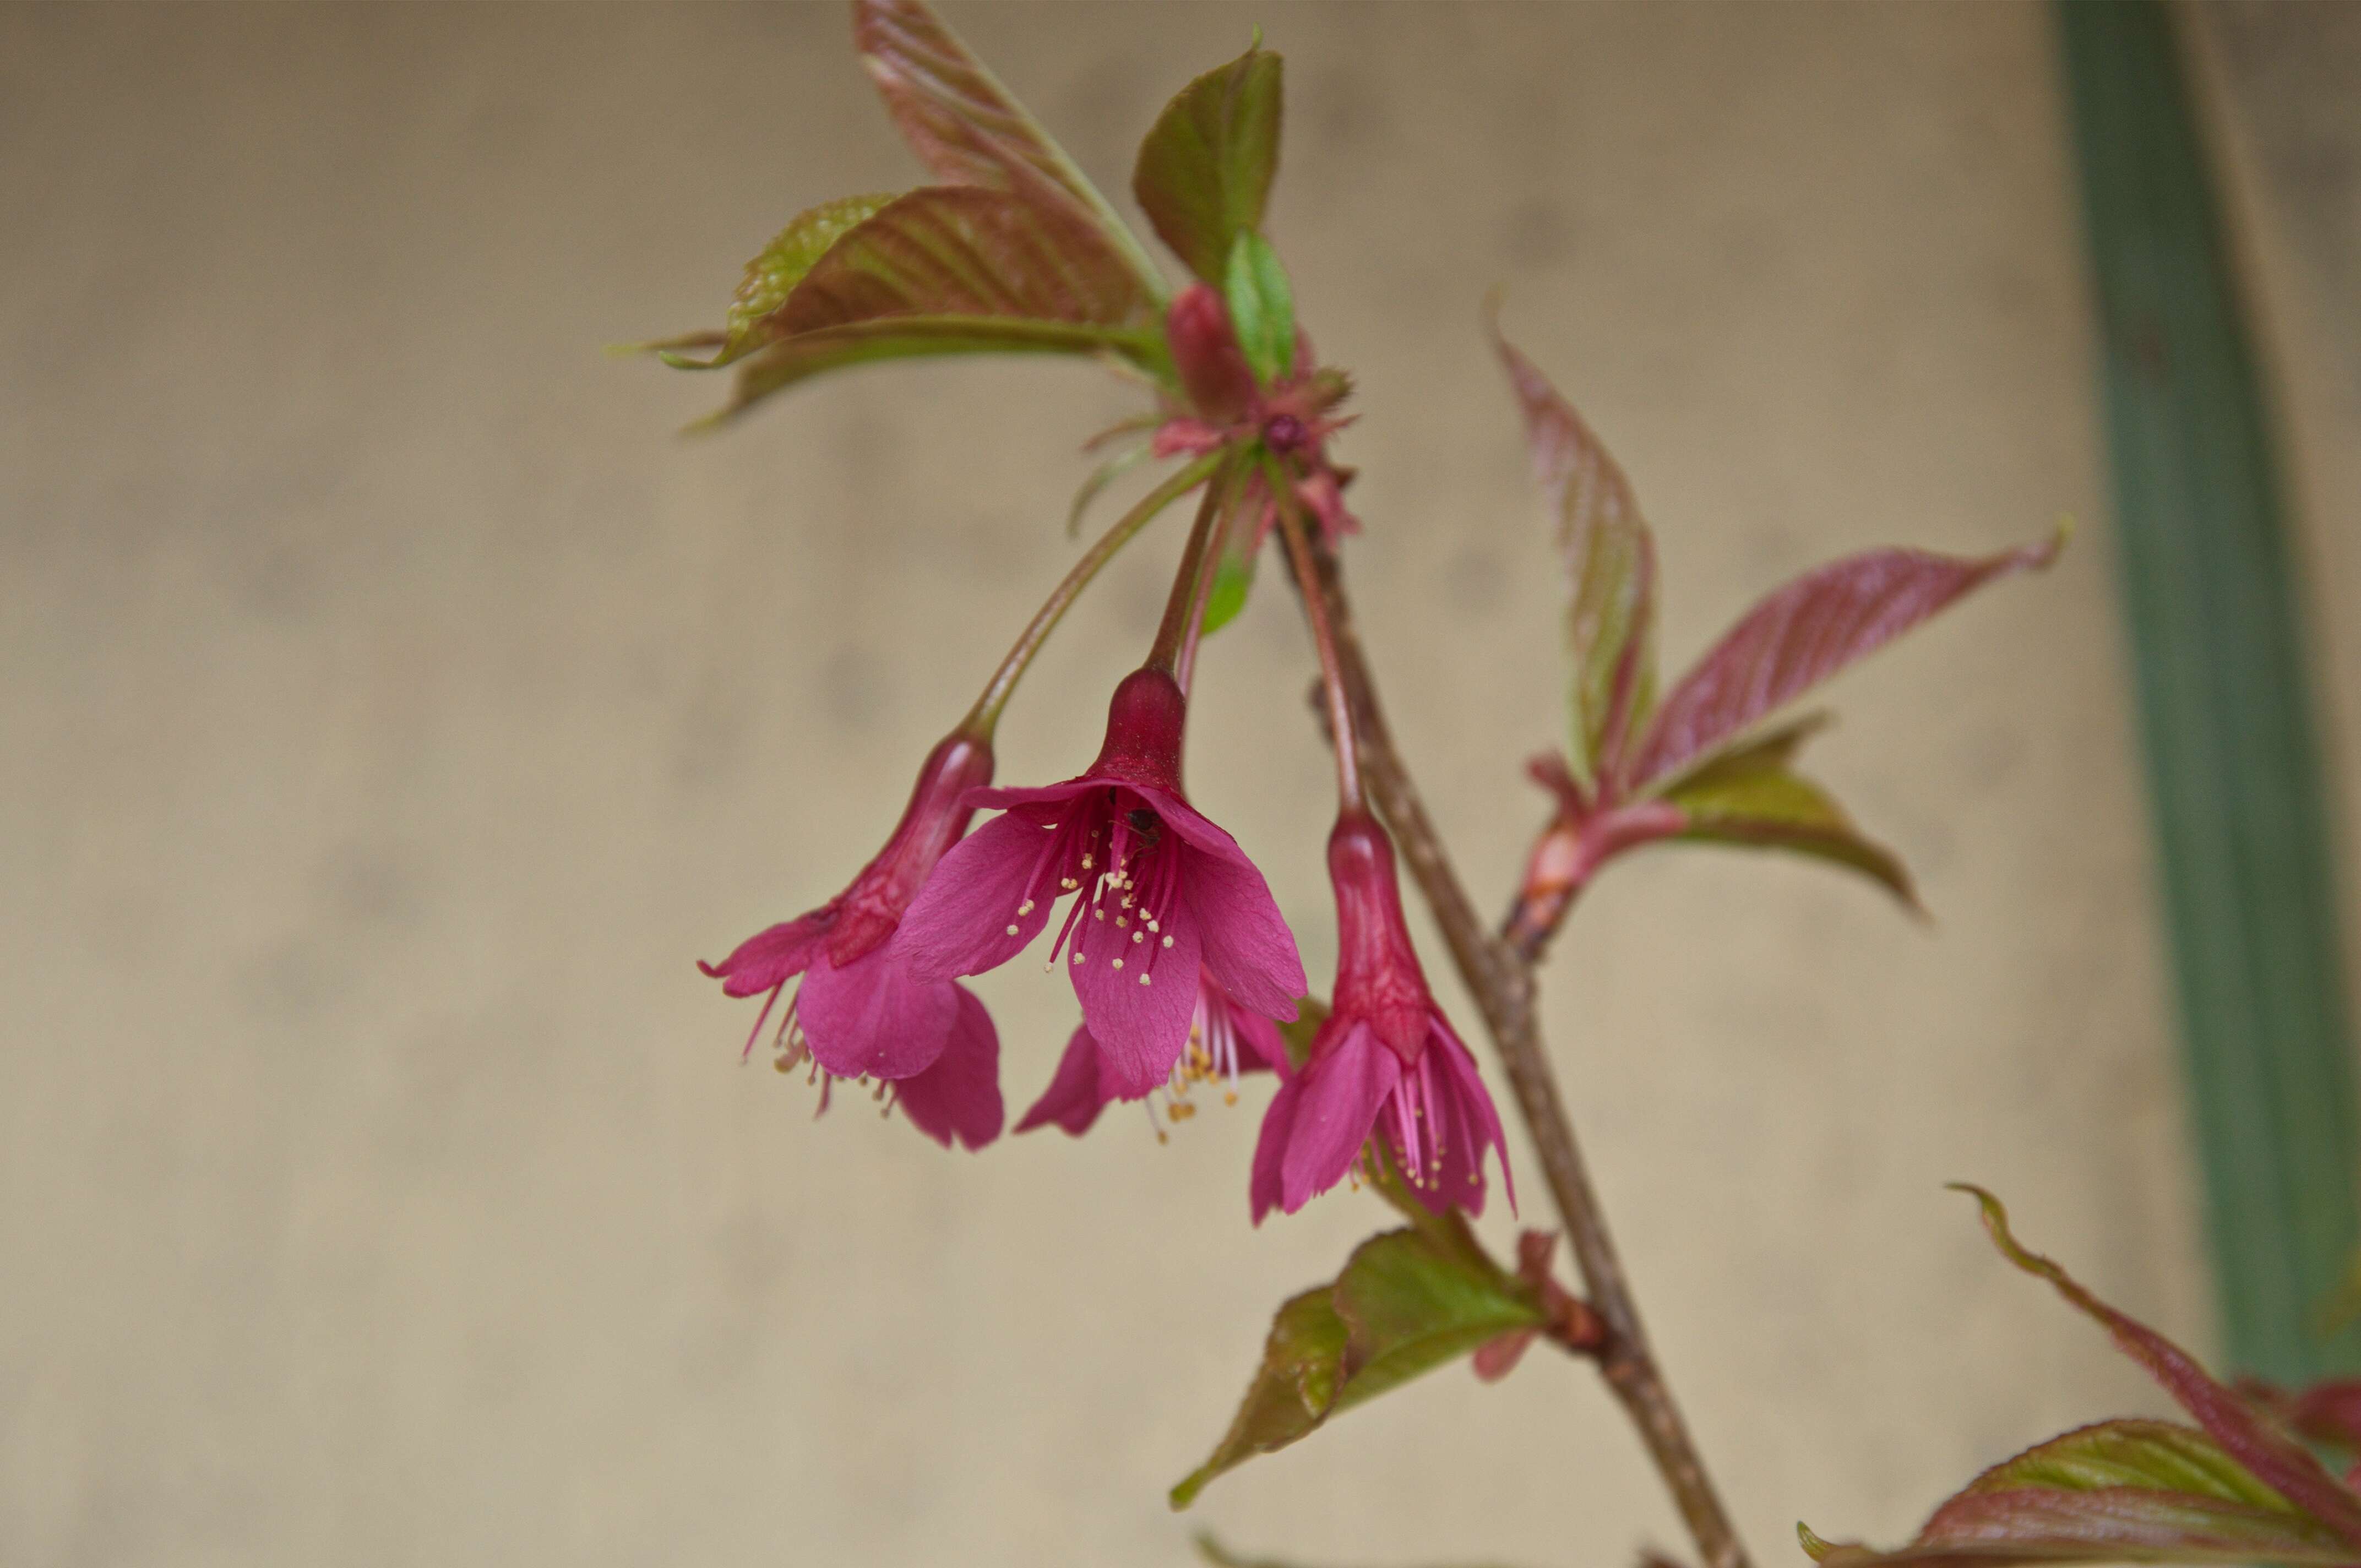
xmin=3 ymin=3 xmax=2358 ymax=1566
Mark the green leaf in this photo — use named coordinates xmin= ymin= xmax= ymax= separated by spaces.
xmin=1199 ymin=549 xmax=1257 ymax=635
xmin=1133 ymin=44 xmax=1285 ymax=285
xmin=852 ymin=0 xmax=1165 ymax=297
xmin=1800 ymin=1419 xmax=2361 ymax=1568
xmin=1198 ymin=458 xmax=1265 ymax=635
xmin=1224 ymin=231 xmax=1297 ymax=386
xmin=1169 ymin=1287 xmax=1348 ymax=1509
xmin=1492 ymin=316 xmax=1657 ymax=793
xmin=1173 ymin=1226 xmax=1541 ymax=1508
xmin=657 ymin=194 xmax=900 ymax=369
xmin=1653 ymin=713 xmax=1918 ymax=908
xmin=1331 ymin=1229 xmax=1543 ymax=1407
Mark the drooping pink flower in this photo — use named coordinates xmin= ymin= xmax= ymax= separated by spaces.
xmin=1016 ymin=966 xmax=1287 ymax=1137
xmin=699 ymin=731 xmax=1005 ymax=1147
xmin=1252 ymin=810 xmax=1512 ymax=1222
xmin=896 ymin=667 xmax=1305 ymax=1098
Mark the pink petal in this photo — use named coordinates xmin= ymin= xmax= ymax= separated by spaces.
xmin=1068 ymin=892 xmax=1201 ymax=1097
xmin=894 ymin=984 xmax=1003 ymax=1151
xmin=893 ymin=810 xmax=1059 ymax=981
xmin=796 ymin=946 xmax=960 ymax=1080
xmin=1281 ymin=1025 xmax=1400 ymax=1213
xmin=1122 ymin=783 xmax=1246 ymax=862
xmin=698 ymin=909 xmax=830 ymax=998
xmin=962 ymin=777 xmax=1095 ymax=814
xmin=1430 ymin=1023 xmax=1514 ymax=1217
xmin=1182 ymin=841 xmax=1304 ymax=1023
xmin=1249 ymin=1074 xmax=1302 ymax=1226
xmin=1015 ymin=1024 xmax=1114 ymax=1137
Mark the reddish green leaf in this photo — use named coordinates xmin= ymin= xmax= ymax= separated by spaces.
xmin=1172 ymin=1224 xmax=1541 ymax=1509
xmin=1800 ymin=1419 xmax=2359 ymax=1568
xmin=656 ymin=194 xmax=899 ymax=369
xmin=1654 ymin=713 xmax=1917 ymax=908
xmin=853 ymin=0 xmax=1163 ymax=294
xmin=780 ymin=186 xmax=1156 ymax=335
xmin=1957 ymin=1186 xmax=2361 ymax=1544
xmin=1630 ymin=532 xmax=2062 ymax=788
xmin=683 ymin=187 xmax=1167 ymax=423
xmin=1493 ymin=320 xmax=1657 ymax=792
xmin=1133 ymin=44 xmax=1284 ymax=285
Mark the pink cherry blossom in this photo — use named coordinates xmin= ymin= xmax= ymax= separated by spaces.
xmin=1252 ymin=811 xmax=1512 ymax=1221
xmin=897 ymin=667 xmax=1305 ymax=1098
xmin=699 ymin=731 xmax=1005 ymax=1147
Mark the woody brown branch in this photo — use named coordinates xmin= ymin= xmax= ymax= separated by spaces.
xmin=1303 ymin=540 xmax=1753 ymax=1568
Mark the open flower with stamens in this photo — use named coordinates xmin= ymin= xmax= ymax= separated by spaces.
xmin=698 ymin=731 xmax=1005 ymax=1149
xmin=1016 ymin=967 xmax=1287 ymax=1137
xmin=1252 ymin=810 xmax=1512 ymax=1222
xmin=896 ymin=667 xmax=1305 ymax=1097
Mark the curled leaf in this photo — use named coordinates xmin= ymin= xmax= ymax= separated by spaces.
xmin=1492 ymin=317 xmax=1657 ymax=791
xmin=1134 ymin=43 xmax=1284 ymax=285
xmin=1807 ymin=1192 xmax=2361 ymax=1568
xmin=1954 ymin=1186 xmax=2361 ymax=1546
xmin=1630 ymin=531 xmax=2063 ymax=788
xmin=1801 ymin=1419 xmax=2360 ymax=1568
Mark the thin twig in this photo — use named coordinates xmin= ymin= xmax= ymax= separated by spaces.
xmin=1303 ymin=541 xmax=1753 ymax=1568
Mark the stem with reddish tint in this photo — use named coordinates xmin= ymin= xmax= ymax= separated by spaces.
xmin=1145 ymin=457 xmax=1238 ymax=683
xmin=1173 ymin=457 xmax=1245 ymax=699
xmin=962 ymin=451 xmax=1224 ymax=738
xmin=1299 ymin=536 xmax=1754 ymax=1568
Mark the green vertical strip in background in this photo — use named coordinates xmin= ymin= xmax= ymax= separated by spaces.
xmin=2055 ymin=0 xmax=2361 ymax=1382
